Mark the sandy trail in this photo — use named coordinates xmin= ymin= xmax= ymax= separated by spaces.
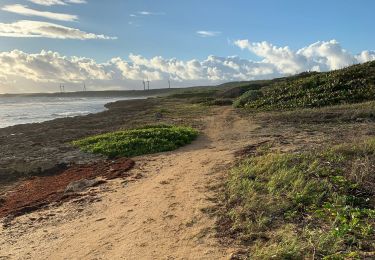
xmin=0 ymin=107 xmax=257 ymax=260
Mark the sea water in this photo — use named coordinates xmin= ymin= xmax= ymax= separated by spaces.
xmin=0 ymin=96 xmax=134 ymax=128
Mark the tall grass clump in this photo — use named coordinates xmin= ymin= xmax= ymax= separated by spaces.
xmin=72 ymin=124 xmax=198 ymax=158
xmin=225 ymin=138 xmax=375 ymax=259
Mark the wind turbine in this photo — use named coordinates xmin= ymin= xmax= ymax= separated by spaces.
xmin=83 ymin=82 xmax=87 ymax=92
xmin=59 ymin=84 xmax=65 ymax=93
xmin=168 ymin=78 xmax=171 ymax=89
xmin=142 ymin=80 xmax=146 ymax=91
xmin=147 ymin=77 xmax=150 ymax=90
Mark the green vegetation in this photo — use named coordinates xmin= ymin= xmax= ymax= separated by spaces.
xmin=234 ymin=61 xmax=375 ymax=110
xmin=233 ymin=89 xmax=263 ymax=108
xmin=225 ymin=139 xmax=375 ymax=259
xmin=165 ymin=81 xmax=267 ymax=106
xmin=204 ymin=98 xmax=233 ymax=106
xmin=216 ymin=81 xmax=268 ymax=99
xmin=72 ymin=125 xmax=198 ymax=158
xmin=255 ymin=101 xmax=375 ymax=125
xmin=167 ymin=89 xmax=218 ymax=99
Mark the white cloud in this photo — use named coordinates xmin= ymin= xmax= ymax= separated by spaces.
xmin=2 ymin=4 xmax=78 ymax=22
xmin=66 ymin=0 xmax=87 ymax=4
xmin=196 ymin=31 xmax=221 ymax=37
xmin=0 ymin=20 xmax=117 ymax=40
xmin=129 ymin=11 xmax=165 ymax=18
xmin=0 ymin=40 xmax=374 ymax=93
xmin=28 ymin=0 xmax=86 ymax=6
xmin=28 ymin=0 xmax=66 ymax=5
xmin=234 ymin=39 xmax=372 ymax=74
xmin=137 ymin=11 xmax=165 ymax=16
xmin=128 ymin=11 xmax=165 ymax=26
xmin=356 ymin=50 xmax=375 ymax=63
xmin=0 ymin=49 xmax=111 ymax=83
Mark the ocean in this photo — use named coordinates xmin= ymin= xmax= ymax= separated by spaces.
xmin=0 ymin=95 xmax=137 ymax=129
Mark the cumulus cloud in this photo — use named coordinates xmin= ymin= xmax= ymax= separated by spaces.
xmin=355 ymin=50 xmax=375 ymax=64
xmin=0 ymin=49 xmax=111 ymax=83
xmin=234 ymin=39 xmax=372 ymax=74
xmin=2 ymin=4 xmax=78 ymax=22
xmin=28 ymin=0 xmax=86 ymax=6
xmin=196 ymin=31 xmax=221 ymax=37
xmin=0 ymin=40 xmax=374 ymax=93
xmin=0 ymin=20 xmax=117 ymax=39
xmin=0 ymin=49 xmax=278 ymax=93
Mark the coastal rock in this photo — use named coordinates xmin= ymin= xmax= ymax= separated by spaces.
xmin=64 ymin=178 xmax=106 ymax=194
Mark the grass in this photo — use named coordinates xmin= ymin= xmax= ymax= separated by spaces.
xmin=224 ymin=139 xmax=375 ymax=259
xmin=256 ymin=101 xmax=375 ymax=124
xmin=72 ymin=124 xmax=198 ymax=158
xmin=234 ymin=61 xmax=375 ymax=110
xmin=167 ymin=89 xmax=218 ymax=100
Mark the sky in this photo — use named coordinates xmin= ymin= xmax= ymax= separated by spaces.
xmin=0 ymin=0 xmax=374 ymax=93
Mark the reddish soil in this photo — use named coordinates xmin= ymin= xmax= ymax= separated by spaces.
xmin=0 ymin=158 xmax=135 ymax=219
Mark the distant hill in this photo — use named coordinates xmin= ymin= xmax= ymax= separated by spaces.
xmin=232 ymin=61 xmax=375 ymax=110
xmin=0 ymin=88 xmax=177 ymax=98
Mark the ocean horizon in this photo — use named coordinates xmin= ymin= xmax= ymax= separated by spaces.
xmin=0 ymin=95 xmax=138 ymax=129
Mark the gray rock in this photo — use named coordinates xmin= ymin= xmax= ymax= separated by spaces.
xmin=64 ymin=178 xmax=105 ymax=194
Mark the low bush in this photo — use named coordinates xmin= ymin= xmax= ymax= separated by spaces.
xmin=205 ymin=99 xmax=233 ymax=106
xmin=72 ymin=124 xmax=198 ymax=158
xmin=233 ymin=90 xmax=263 ymax=108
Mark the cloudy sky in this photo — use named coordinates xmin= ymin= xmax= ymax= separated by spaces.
xmin=0 ymin=0 xmax=374 ymax=93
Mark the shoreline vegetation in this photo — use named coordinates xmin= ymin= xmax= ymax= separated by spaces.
xmin=1 ymin=61 xmax=374 ymax=258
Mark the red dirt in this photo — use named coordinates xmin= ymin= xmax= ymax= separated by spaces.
xmin=0 ymin=158 xmax=135 ymax=219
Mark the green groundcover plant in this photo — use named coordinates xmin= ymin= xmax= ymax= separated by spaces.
xmin=226 ymin=139 xmax=375 ymax=259
xmin=72 ymin=124 xmax=198 ymax=158
xmin=234 ymin=61 xmax=375 ymax=110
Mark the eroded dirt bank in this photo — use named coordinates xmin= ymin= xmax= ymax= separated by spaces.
xmin=0 ymin=158 xmax=135 ymax=220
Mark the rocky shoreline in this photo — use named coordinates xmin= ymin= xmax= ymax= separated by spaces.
xmin=0 ymin=98 xmax=161 ymax=188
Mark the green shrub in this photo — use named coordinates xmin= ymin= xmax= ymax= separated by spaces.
xmin=233 ymin=89 xmax=263 ymax=108
xmin=205 ymin=98 xmax=233 ymax=106
xmin=72 ymin=125 xmax=198 ymax=158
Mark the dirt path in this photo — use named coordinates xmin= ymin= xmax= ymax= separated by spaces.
xmin=0 ymin=107 xmax=258 ymax=260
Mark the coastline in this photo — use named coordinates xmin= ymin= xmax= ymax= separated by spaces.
xmin=0 ymin=97 xmax=163 ymax=187
xmin=0 ymin=90 xmax=175 ymax=129
xmin=0 ymin=88 xmax=178 ymax=98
